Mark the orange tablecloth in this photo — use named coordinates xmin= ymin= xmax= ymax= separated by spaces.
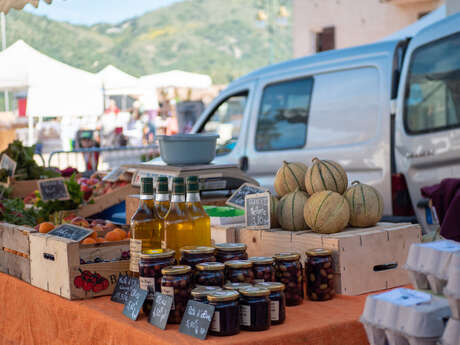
xmin=0 ymin=273 xmax=369 ymax=345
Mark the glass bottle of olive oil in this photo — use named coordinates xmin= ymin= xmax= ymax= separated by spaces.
xmin=155 ymin=176 xmax=170 ymax=219
xmin=164 ymin=177 xmax=195 ymax=260
xmin=129 ymin=177 xmax=162 ymax=276
xmin=186 ymin=176 xmax=211 ymax=246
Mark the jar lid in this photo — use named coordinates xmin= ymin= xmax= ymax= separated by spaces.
xmin=196 ymin=262 xmax=225 ymax=271
xmin=249 ymin=256 xmax=274 ymax=265
xmin=255 ymin=282 xmax=285 ymax=292
xmin=191 ymin=286 xmax=222 ymax=298
xmin=215 ymin=243 xmax=247 ymax=252
xmin=161 ymin=265 xmax=191 ymax=275
xmin=140 ymin=248 xmax=175 ymax=259
xmin=207 ymin=290 xmax=239 ymax=302
xmin=305 ymin=248 xmax=332 ymax=257
xmin=273 ymin=252 xmax=300 ymax=261
xmin=239 ymin=286 xmax=270 ymax=297
xmin=223 ymin=282 xmax=252 ymax=291
xmin=180 ymin=246 xmax=215 ymax=255
xmin=225 ymin=260 xmax=252 ymax=269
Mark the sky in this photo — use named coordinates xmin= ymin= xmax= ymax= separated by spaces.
xmin=24 ymin=0 xmax=183 ymax=25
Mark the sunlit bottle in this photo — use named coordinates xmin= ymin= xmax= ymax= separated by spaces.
xmin=186 ymin=176 xmax=211 ymax=246
xmin=155 ymin=176 xmax=170 ymax=219
xmin=129 ymin=177 xmax=162 ymax=276
xmin=164 ymin=177 xmax=195 ymax=261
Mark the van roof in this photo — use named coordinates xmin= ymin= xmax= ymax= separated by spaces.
xmin=228 ymin=39 xmax=402 ymax=89
xmin=408 ymin=10 xmax=460 ymax=47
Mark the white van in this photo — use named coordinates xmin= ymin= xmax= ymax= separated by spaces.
xmin=160 ymin=13 xmax=460 ymax=233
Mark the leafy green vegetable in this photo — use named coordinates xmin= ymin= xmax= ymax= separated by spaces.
xmin=1 ymin=140 xmax=60 ymax=181
xmin=0 ymin=198 xmax=43 ymax=227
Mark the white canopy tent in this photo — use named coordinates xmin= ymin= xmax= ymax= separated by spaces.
xmin=140 ymin=69 xmax=212 ymax=89
xmin=0 ymin=40 xmax=103 ymax=145
xmin=381 ymin=5 xmax=446 ymax=41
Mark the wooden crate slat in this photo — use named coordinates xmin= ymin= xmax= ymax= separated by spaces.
xmin=0 ymin=251 xmax=30 ymax=282
xmin=0 ymin=222 xmax=35 ymax=254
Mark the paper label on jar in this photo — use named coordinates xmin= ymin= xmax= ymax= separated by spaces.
xmin=161 ymin=285 xmax=175 ymax=310
xmin=270 ymin=300 xmax=279 ymax=321
xmin=139 ymin=277 xmax=155 ymax=299
xmin=240 ymin=305 xmax=251 ymax=326
xmin=210 ymin=311 xmax=220 ymax=332
xmin=161 ymin=240 xmax=166 ymax=249
xmin=129 ymin=239 xmax=142 ymax=272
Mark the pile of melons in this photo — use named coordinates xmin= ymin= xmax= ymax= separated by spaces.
xmin=270 ymin=159 xmax=383 ymax=234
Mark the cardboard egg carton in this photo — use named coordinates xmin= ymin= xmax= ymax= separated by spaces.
xmin=361 ymin=288 xmax=451 ymax=345
xmin=438 ymin=318 xmax=460 ymax=345
xmin=443 ymin=255 xmax=460 ymax=320
xmin=405 ymin=241 xmax=460 ymax=293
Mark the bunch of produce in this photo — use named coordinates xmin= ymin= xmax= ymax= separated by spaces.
xmin=0 ymin=140 xmax=60 ymax=182
xmin=273 ymin=158 xmax=383 ymax=233
xmin=78 ymin=174 xmax=129 ymax=201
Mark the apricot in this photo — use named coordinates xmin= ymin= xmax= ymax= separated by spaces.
xmin=95 ymin=237 xmax=106 ymax=243
xmin=81 ymin=237 xmax=97 ymax=245
xmin=113 ymin=228 xmax=127 ymax=240
xmin=104 ymin=230 xmax=123 ymax=242
xmin=39 ymin=222 xmax=55 ymax=234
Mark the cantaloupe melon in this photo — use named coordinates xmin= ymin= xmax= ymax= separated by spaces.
xmin=344 ymin=181 xmax=383 ymax=227
xmin=277 ymin=189 xmax=309 ymax=231
xmin=305 ymin=158 xmax=348 ymax=195
xmin=303 ymin=191 xmax=350 ymax=234
xmin=274 ymin=161 xmax=308 ymax=197
xmin=270 ymin=194 xmax=280 ymax=228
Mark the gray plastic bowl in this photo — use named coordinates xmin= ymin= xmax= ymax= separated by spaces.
xmin=157 ymin=134 xmax=219 ymax=165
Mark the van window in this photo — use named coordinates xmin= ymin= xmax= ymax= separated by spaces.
xmin=200 ymin=92 xmax=248 ymax=155
xmin=255 ymin=78 xmax=313 ymax=151
xmin=404 ymin=33 xmax=460 ymax=134
xmin=307 ymin=67 xmax=380 ymax=148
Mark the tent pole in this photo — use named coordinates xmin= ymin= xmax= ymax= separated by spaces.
xmin=1 ymin=12 xmax=9 ymax=112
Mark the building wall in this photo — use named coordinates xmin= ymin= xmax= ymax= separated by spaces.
xmin=293 ymin=0 xmax=443 ymax=57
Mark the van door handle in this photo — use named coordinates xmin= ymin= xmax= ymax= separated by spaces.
xmin=239 ymin=156 xmax=249 ymax=171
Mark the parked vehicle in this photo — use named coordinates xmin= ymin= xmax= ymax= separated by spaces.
xmin=152 ymin=12 xmax=460 ymax=233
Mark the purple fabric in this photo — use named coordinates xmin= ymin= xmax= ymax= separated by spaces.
xmin=421 ymin=178 xmax=460 ymax=242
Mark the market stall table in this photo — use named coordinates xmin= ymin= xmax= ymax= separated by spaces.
xmin=0 ymin=273 xmax=369 ymax=345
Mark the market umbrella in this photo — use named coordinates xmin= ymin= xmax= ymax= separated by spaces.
xmin=0 ymin=0 xmax=53 ymax=13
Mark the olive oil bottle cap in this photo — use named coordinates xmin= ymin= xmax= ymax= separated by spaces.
xmin=157 ymin=179 xmax=169 ymax=193
xmin=172 ymin=177 xmax=185 ymax=194
xmin=140 ymin=177 xmax=154 ymax=195
xmin=186 ymin=176 xmax=198 ymax=183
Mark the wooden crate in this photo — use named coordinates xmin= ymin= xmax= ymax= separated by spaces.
xmin=10 ymin=179 xmax=39 ymax=198
xmin=29 ymin=233 xmax=130 ymax=300
xmin=211 ymin=224 xmax=244 ymax=245
xmin=0 ymin=222 xmax=36 ymax=283
xmin=239 ymin=223 xmax=422 ymax=296
xmin=78 ymin=184 xmax=138 ymax=218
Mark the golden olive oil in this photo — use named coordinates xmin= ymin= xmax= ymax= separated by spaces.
xmin=186 ymin=176 xmax=211 ymax=246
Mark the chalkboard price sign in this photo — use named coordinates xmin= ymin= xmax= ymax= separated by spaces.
xmin=226 ymin=183 xmax=267 ymax=210
xmin=148 ymin=292 xmax=174 ymax=330
xmin=47 ymin=224 xmax=93 ymax=242
xmin=245 ymin=192 xmax=271 ymax=230
xmin=0 ymin=154 xmax=17 ymax=177
xmin=37 ymin=177 xmax=70 ymax=201
xmin=111 ymin=275 xmax=139 ymax=304
xmin=179 ymin=300 xmax=215 ymax=340
xmin=123 ymin=284 xmax=148 ymax=321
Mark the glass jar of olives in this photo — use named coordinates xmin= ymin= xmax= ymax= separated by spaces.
xmin=179 ymin=246 xmax=216 ymax=268
xmin=255 ymin=282 xmax=286 ymax=325
xmin=207 ymin=290 xmax=240 ymax=336
xmin=225 ymin=260 xmax=254 ymax=283
xmin=215 ymin=243 xmax=248 ymax=263
xmin=239 ymin=287 xmax=271 ymax=331
xmin=195 ymin=262 xmax=225 ymax=287
xmin=191 ymin=286 xmax=222 ymax=303
xmin=274 ymin=252 xmax=303 ymax=306
xmin=249 ymin=256 xmax=275 ymax=283
xmin=161 ymin=265 xmax=192 ymax=323
xmin=305 ymin=248 xmax=335 ymax=301
xmin=139 ymin=249 xmax=176 ymax=315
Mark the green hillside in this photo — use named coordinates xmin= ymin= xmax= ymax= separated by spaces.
xmin=2 ymin=0 xmax=293 ymax=84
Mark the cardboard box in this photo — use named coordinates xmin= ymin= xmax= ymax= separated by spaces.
xmin=0 ymin=222 xmax=36 ymax=283
xmin=78 ymin=184 xmax=138 ymax=218
xmin=239 ymin=223 xmax=422 ymax=295
xmin=29 ymin=233 xmax=129 ymax=300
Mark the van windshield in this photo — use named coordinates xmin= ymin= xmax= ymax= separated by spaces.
xmin=404 ymin=33 xmax=460 ymax=134
xmin=199 ymin=92 xmax=248 ymax=155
